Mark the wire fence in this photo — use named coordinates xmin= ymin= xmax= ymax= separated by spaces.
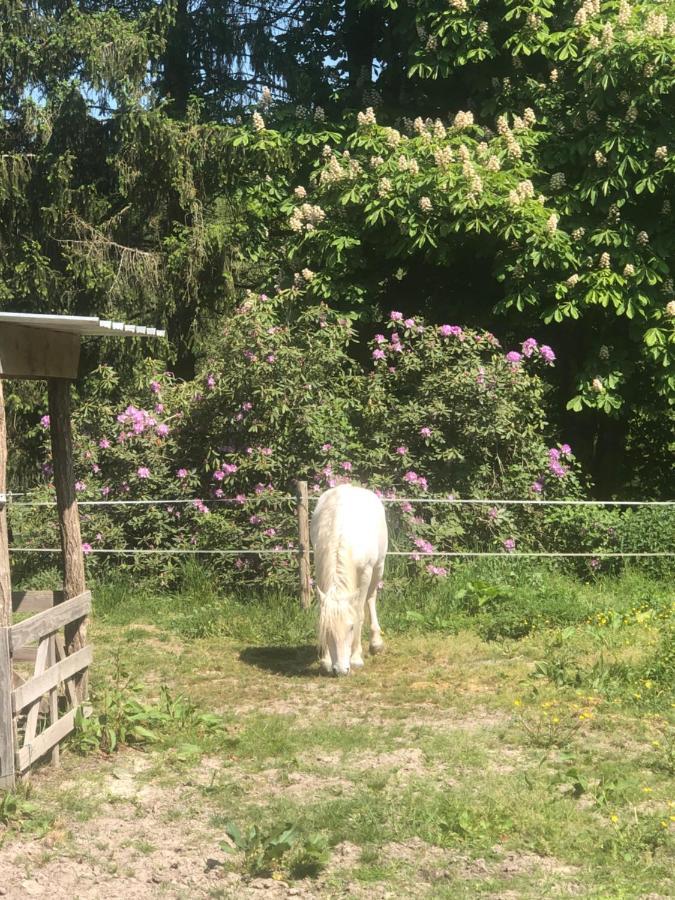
xmin=4 ymin=493 xmax=675 ymax=560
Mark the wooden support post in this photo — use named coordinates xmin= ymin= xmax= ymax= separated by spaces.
xmin=48 ymin=378 xmax=88 ymax=701
xmin=295 ymin=480 xmax=312 ymax=610
xmin=0 ymin=379 xmax=16 ymax=789
xmin=0 ymin=380 xmax=10 ymax=627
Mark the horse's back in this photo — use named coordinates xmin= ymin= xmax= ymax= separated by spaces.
xmin=311 ymin=485 xmax=388 ymax=565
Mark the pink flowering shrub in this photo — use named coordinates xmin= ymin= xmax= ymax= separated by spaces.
xmin=12 ymin=294 xmax=627 ymax=587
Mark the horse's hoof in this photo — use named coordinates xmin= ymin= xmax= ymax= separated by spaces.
xmin=350 ymin=656 xmax=365 ymax=668
xmin=369 ymin=641 xmax=384 ymax=655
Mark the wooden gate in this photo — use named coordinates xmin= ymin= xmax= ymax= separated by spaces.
xmin=1 ymin=590 xmax=91 ymax=783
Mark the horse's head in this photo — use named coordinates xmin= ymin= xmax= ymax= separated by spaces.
xmin=316 ymin=587 xmax=359 ymax=676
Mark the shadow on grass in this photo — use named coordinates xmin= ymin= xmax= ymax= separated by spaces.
xmin=239 ymin=644 xmax=320 ymax=677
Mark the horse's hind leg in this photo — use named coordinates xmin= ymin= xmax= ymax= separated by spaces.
xmin=367 ymin=562 xmax=385 ymax=655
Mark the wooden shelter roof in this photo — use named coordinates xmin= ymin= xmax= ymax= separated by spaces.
xmin=0 ymin=313 xmax=165 ymax=338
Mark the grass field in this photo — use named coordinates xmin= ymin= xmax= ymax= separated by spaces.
xmin=0 ymin=564 xmax=673 ymax=899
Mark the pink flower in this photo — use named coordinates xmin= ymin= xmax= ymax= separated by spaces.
xmin=193 ymin=499 xmax=210 ymax=514
xmin=322 ymin=442 xmax=333 ymax=452
xmin=340 ymin=461 xmax=352 ymax=471
xmin=374 ymin=334 xmax=386 ymax=344
xmin=205 ymin=374 xmax=216 ymax=389
xmin=264 ymin=528 xmax=276 ymax=537
xmin=213 ymin=488 xmax=224 ymax=498
xmin=156 ymin=424 xmax=170 ymax=437
xmin=91 ymin=464 xmax=100 ymax=474
xmin=266 ymin=354 xmax=276 ymax=364
xmin=81 ymin=543 xmax=93 ymax=555
xmin=396 ymin=446 xmax=408 ymax=455
xmin=439 ymin=324 xmax=463 ymax=339
xmin=249 ymin=514 xmax=262 ymax=525
xmin=213 ymin=469 xmax=225 ymax=481
xmin=414 ymin=538 xmax=435 ymax=554
xmin=426 ymin=565 xmax=448 ymax=577
xmin=390 ymin=311 xmax=403 ymax=321
xmin=549 ymin=447 xmax=560 ymax=460
xmin=403 ymin=471 xmax=418 ymax=483
xmin=404 ymin=318 xmax=415 ymax=328
xmin=417 ymin=477 xmax=428 ymax=491
xmin=99 ymin=438 xmax=110 ymax=449
xmin=40 ymin=415 xmax=50 ymax=429
xmin=521 ymin=337 xmax=538 ymax=358
xmin=223 ymin=463 xmax=238 ymax=475
xmin=391 ymin=333 xmax=401 ymax=344
xmin=372 ymin=348 xmax=386 ymax=360
xmin=75 ymin=481 xmax=86 ymax=493
xmin=137 ymin=467 xmax=150 ymax=479
xmin=261 ymin=448 xmax=272 ymax=456
xmin=531 ymin=481 xmax=543 ymax=493
xmin=101 ymin=486 xmax=110 ymax=497
xmin=560 ymin=443 xmax=572 ymax=456
xmin=506 ymin=351 xmax=522 ymax=364
xmin=539 ymin=345 xmax=556 ymax=364
xmin=242 ymin=402 xmax=253 ymax=411
xmin=420 ymin=427 xmax=432 ymax=438
xmin=488 ymin=507 xmax=499 ymax=520
xmin=235 ymin=494 xmax=246 ymax=505
xmin=150 ymin=380 xmax=161 ymax=394
xmin=155 ymin=403 xmax=164 ymax=414
xmin=503 ymin=538 xmax=516 ymax=552
xmin=176 ymin=468 xmax=189 ymax=479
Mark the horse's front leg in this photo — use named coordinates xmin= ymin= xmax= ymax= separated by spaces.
xmin=350 ymin=568 xmax=370 ymax=669
xmin=367 ymin=562 xmax=385 ymax=655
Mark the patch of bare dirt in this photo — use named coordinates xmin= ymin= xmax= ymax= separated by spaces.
xmin=234 ymin=767 xmax=353 ymax=800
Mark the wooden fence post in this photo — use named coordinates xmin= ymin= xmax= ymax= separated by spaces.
xmin=0 ymin=379 xmax=16 ymax=789
xmin=48 ymin=378 xmax=88 ymax=701
xmin=295 ymin=480 xmax=312 ymax=610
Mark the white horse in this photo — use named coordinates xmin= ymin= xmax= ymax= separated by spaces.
xmin=310 ymin=484 xmax=388 ymax=676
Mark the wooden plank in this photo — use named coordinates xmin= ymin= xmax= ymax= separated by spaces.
xmin=12 ymin=591 xmax=61 ymax=614
xmin=9 ymin=591 xmax=91 ymax=652
xmin=0 ymin=323 xmax=80 ymax=380
xmin=48 ymin=379 xmax=89 ymax=701
xmin=12 ymin=645 xmax=93 ymax=713
xmin=295 ymin=480 xmax=312 ymax=610
xmin=13 ymin=647 xmax=37 ymax=663
xmin=17 ymin=706 xmax=78 ymax=772
xmin=0 ymin=627 xmax=15 ymax=789
xmin=53 ymin=635 xmax=79 ymax=709
xmin=48 ymin=636 xmax=59 ymax=767
xmin=20 ymin=635 xmax=50 ymax=748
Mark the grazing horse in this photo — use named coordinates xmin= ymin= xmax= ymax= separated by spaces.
xmin=310 ymin=484 xmax=388 ymax=676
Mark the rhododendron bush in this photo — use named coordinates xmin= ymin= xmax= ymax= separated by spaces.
xmin=11 ymin=292 xmax=613 ymax=588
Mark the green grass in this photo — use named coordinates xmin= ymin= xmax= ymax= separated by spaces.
xmin=1 ymin=564 xmax=673 ymax=897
